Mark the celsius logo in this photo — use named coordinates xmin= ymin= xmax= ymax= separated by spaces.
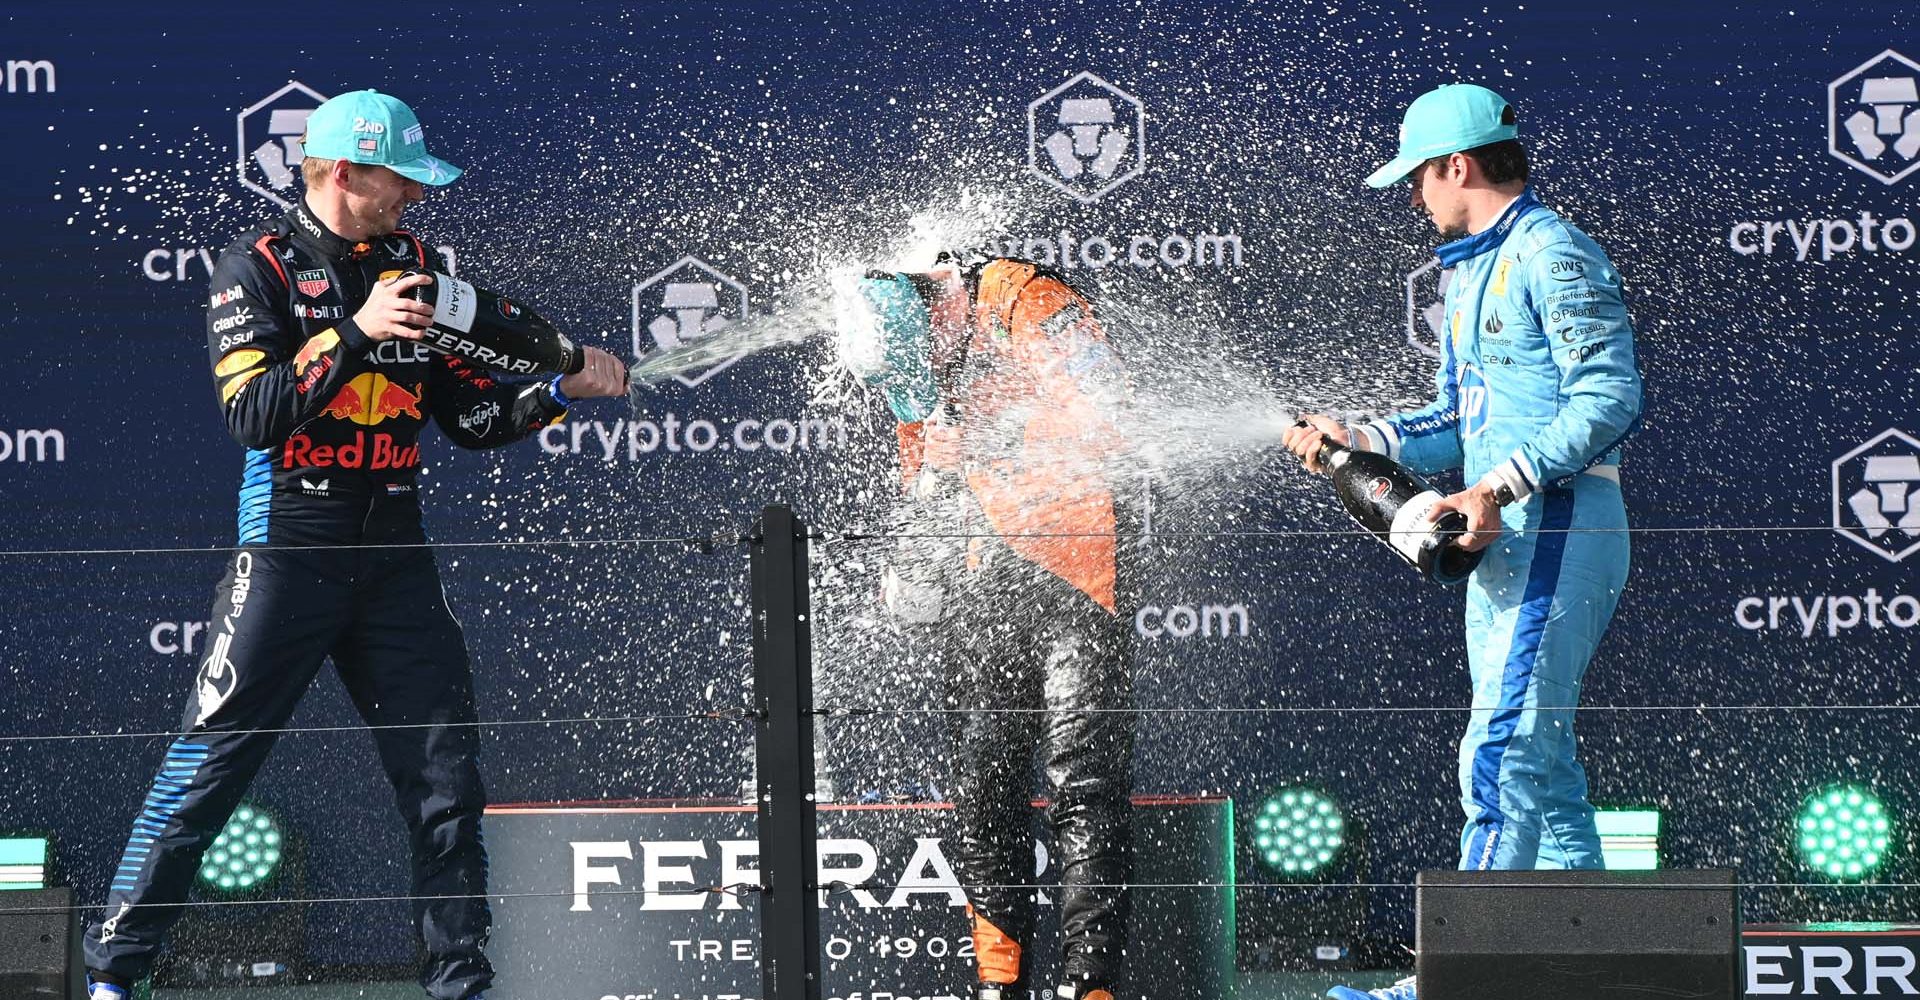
xmin=237 ymin=80 xmax=328 ymax=208
xmin=1028 ymin=72 xmax=1146 ymax=203
xmin=1830 ymin=50 xmax=1920 ymax=185
xmin=632 ymin=255 xmax=750 ymax=388
xmin=1833 ymin=427 xmax=1920 ymax=563
xmin=1406 ymin=260 xmax=1454 ymax=359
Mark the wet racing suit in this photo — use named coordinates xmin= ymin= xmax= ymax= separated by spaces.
xmin=1353 ymin=191 xmax=1641 ymax=870
xmin=893 ymin=259 xmax=1136 ymax=994
xmin=84 ymin=198 xmax=569 ymax=999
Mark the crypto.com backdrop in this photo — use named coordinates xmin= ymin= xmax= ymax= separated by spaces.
xmin=1 ymin=0 xmax=1916 ymax=970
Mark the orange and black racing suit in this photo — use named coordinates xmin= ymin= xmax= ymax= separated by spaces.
xmin=84 ymin=198 xmax=568 ymax=1000
xmin=897 ymin=259 xmax=1136 ymax=994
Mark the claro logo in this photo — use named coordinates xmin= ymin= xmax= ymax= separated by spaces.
xmin=0 ymin=429 xmax=65 ymax=463
xmin=1134 ymin=602 xmax=1251 ymax=640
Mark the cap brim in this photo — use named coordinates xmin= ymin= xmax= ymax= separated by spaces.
xmin=389 ymin=153 xmax=463 ymax=186
xmin=1364 ymin=153 xmax=1426 ymax=189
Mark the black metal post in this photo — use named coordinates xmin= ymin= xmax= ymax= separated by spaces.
xmin=750 ymin=504 xmax=820 ymax=1000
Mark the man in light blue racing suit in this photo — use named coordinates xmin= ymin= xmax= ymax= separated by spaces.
xmin=1284 ymin=83 xmax=1642 ymax=1000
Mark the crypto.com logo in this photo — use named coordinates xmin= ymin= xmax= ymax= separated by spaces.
xmin=631 ymin=256 xmax=750 ymax=388
xmin=1829 ymin=50 xmax=1920 ymax=186
xmin=1833 ymin=428 xmax=1920 ymax=563
xmin=1028 ymin=72 xmax=1146 ymax=203
xmin=237 ymin=81 xmax=328 ymax=208
xmin=1405 ymin=259 xmax=1453 ymax=358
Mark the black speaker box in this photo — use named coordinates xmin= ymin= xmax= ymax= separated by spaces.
xmin=1417 ymin=869 xmax=1737 ymax=1000
xmin=0 ymin=887 xmax=81 ymax=998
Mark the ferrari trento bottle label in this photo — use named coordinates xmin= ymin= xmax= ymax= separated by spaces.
xmin=404 ymin=269 xmax=584 ymax=376
xmin=1388 ymin=489 xmax=1445 ymax=565
xmin=430 ymin=274 xmax=480 ymax=334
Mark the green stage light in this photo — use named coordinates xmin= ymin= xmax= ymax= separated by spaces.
xmin=1595 ymin=809 xmax=1661 ymax=870
xmin=197 ymin=803 xmax=283 ymax=892
xmin=0 ymin=837 xmax=49 ymax=890
xmin=1795 ymin=785 xmax=1892 ymax=881
xmin=1253 ymin=788 xmax=1344 ymax=876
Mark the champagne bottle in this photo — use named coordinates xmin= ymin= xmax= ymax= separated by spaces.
xmin=400 ymin=269 xmax=585 ymax=376
xmin=1305 ymin=424 xmax=1483 ymax=586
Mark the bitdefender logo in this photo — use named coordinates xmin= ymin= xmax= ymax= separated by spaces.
xmin=1831 ymin=50 xmax=1920 ymax=186
xmin=1833 ymin=428 xmax=1920 ymax=563
xmin=1028 ymin=72 xmax=1146 ymax=203
xmin=237 ymin=81 xmax=328 ymax=209
xmin=631 ymin=255 xmax=750 ymax=388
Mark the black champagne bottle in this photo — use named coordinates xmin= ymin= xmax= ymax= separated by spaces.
xmin=401 ymin=269 xmax=585 ymax=376
xmin=1310 ymin=429 xmax=1483 ymax=586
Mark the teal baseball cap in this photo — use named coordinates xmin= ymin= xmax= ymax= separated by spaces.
xmin=1364 ymin=83 xmax=1518 ymax=188
xmin=845 ymin=273 xmax=938 ymax=424
xmin=301 ymin=89 xmax=462 ymax=186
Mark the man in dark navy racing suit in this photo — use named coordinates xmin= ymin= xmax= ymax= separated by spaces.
xmin=83 ymin=90 xmax=628 ymax=1000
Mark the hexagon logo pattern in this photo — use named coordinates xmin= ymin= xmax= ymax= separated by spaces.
xmin=1028 ymin=72 xmax=1146 ymax=203
xmin=1829 ymin=50 xmax=1920 ymax=186
xmin=631 ymin=256 xmax=751 ymax=388
xmin=1832 ymin=427 xmax=1920 ymax=563
xmin=237 ymin=81 xmax=329 ymax=209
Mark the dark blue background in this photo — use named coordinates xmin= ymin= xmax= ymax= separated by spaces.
xmin=1 ymin=0 xmax=1916 ymax=969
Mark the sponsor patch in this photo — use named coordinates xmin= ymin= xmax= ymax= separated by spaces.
xmin=214 ymin=349 xmax=266 ymax=376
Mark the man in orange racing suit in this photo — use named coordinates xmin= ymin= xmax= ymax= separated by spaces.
xmin=844 ymin=258 xmax=1137 ymax=1000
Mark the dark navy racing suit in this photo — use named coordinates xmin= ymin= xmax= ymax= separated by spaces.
xmin=85 ymin=198 xmax=567 ymax=999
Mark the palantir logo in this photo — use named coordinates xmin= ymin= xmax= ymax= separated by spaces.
xmin=1406 ymin=260 xmax=1453 ymax=359
xmin=1833 ymin=428 xmax=1920 ymax=563
xmin=631 ymin=255 xmax=750 ymax=388
xmin=238 ymin=81 xmax=328 ymax=209
xmin=1028 ymin=72 xmax=1146 ymax=203
xmin=1829 ymin=50 xmax=1920 ymax=186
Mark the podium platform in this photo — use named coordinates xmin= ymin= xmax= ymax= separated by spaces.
xmin=483 ymin=796 xmax=1234 ymax=1000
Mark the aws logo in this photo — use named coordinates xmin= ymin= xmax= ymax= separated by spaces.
xmin=320 ymin=372 xmax=422 ymax=426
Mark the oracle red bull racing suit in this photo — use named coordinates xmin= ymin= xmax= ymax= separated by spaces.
xmin=84 ymin=199 xmax=569 ymax=999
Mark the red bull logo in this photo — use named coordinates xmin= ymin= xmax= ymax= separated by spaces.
xmin=282 ymin=430 xmax=420 ymax=471
xmin=292 ymin=329 xmax=339 ymax=375
xmin=320 ymin=372 xmax=423 ymax=426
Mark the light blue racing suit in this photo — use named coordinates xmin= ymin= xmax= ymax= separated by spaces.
xmin=1355 ymin=190 xmax=1641 ymax=870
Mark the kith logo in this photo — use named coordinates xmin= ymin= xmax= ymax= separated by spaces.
xmin=1406 ymin=260 xmax=1454 ymax=359
xmin=237 ymin=81 xmax=328 ymax=208
xmin=631 ymin=255 xmax=750 ymax=388
xmin=1833 ymin=428 xmax=1920 ymax=563
xmin=1028 ymin=72 xmax=1146 ymax=203
xmin=1829 ymin=50 xmax=1920 ymax=185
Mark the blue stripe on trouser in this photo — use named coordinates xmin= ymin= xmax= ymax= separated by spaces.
xmin=1461 ymin=490 xmax=1573 ymax=870
xmin=1457 ymin=478 xmax=1629 ymax=870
